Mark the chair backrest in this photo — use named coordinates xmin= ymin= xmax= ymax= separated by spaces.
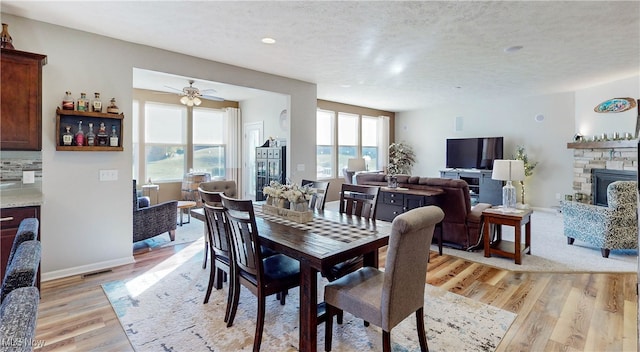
xmin=339 ymin=184 xmax=380 ymax=220
xmin=342 ymin=168 xmax=355 ymax=184
xmin=199 ymin=180 xmax=237 ymax=199
xmin=199 ymin=189 xmax=231 ymax=259
xmin=220 ymin=194 xmax=262 ymax=278
xmin=6 ymin=218 xmax=39 ymax=267
xmin=607 ymin=181 xmax=637 ymax=211
xmin=381 ymin=205 xmax=444 ymax=329
xmin=301 ymin=179 xmax=330 ymax=211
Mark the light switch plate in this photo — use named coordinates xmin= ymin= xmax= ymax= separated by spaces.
xmin=99 ymin=169 xmax=118 ymax=181
xmin=22 ymin=171 xmax=35 ymax=184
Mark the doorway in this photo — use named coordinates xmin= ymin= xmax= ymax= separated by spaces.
xmin=244 ymin=121 xmax=263 ymax=199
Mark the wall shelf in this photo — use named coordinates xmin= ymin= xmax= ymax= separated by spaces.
xmin=566 ymin=139 xmax=638 ymax=149
xmin=55 ymin=108 xmax=124 ymax=151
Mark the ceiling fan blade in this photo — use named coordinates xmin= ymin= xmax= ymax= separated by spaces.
xmin=201 ymin=94 xmax=225 ymax=101
xmin=164 ymin=85 xmax=185 ymax=93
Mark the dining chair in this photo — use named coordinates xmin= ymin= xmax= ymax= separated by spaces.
xmin=220 ymin=194 xmax=301 ymax=352
xmin=198 ymin=181 xmax=237 ymax=269
xmin=301 ymin=179 xmax=330 ymax=211
xmin=324 ymin=205 xmax=445 ymax=352
xmin=198 ymin=189 xmax=233 ymax=315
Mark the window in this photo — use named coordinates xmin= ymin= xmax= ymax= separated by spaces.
xmin=338 ymin=112 xmax=359 ymax=172
xmin=361 ymin=116 xmax=378 ymax=171
xmin=144 ymin=103 xmax=187 ymax=182
xmin=316 ymin=107 xmax=389 ymax=179
xmin=193 ymin=108 xmax=226 ymax=177
xmin=316 ymin=110 xmax=335 ymax=179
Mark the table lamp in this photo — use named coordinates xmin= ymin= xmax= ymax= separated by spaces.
xmin=491 ymin=160 xmax=525 ymax=211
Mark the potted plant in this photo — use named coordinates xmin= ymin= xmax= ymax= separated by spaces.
xmin=513 ymin=145 xmax=538 ymax=206
xmin=387 ymin=142 xmax=416 ymax=187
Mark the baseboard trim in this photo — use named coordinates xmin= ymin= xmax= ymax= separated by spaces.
xmin=41 ymin=255 xmax=135 ymax=282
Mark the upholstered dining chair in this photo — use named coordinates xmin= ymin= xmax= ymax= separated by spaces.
xmin=561 ymin=180 xmax=638 ymax=258
xmin=301 ymin=179 xmax=330 ymax=211
xmin=198 ymin=190 xmax=233 ymax=314
xmin=324 ymin=205 xmax=445 ymax=352
xmin=221 ymin=194 xmax=301 ymax=352
xmin=198 ymin=180 xmax=237 ymax=268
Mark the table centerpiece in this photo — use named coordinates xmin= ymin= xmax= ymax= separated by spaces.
xmin=262 ymin=181 xmax=316 ymax=223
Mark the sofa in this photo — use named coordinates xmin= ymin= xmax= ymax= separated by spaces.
xmin=355 ymin=173 xmax=492 ymax=250
xmin=0 ymin=218 xmax=41 ymax=352
xmin=133 ymin=180 xmax=178 ymax=243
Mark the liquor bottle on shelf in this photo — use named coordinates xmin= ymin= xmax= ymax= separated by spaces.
xmin=91 ymin=92 xmax=102 ymax=112
xmin=62 ymin=126 xmax=73 ymax=146
xmin=75 ymin=121 xmax=84 ymax=146
xmin=109 ymin=125 xmax=119 ymax=147
xmin=96 ymin=122 xmax=108 ymax=146
xmin=77 ymin=93 xmax=88 ymax=112
xmin=107 ymin=98 xmax=119 ymax=114
xmin=86 ymin=122 xmax=96 ymax=146
xmin=62 ymin=91 xmax=74 ymax=110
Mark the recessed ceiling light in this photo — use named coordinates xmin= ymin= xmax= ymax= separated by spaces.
xmin=261 ymin=37 xmax=276 ymax=44
xmin=340 ymin=84 xmax=351 ymax=88
xmin=504 ymin=45 xmax=523 ymax=53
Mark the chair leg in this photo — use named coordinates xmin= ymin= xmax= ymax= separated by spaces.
xmin=169 ymin=229 xmax=176 ymax=241
xmin=382 ymin=330 xmax=391 ymax=352
xmin=567 ymin=237 xmax=575 ymax=245
xmin=227 ymin=280 xmax=240 ymax=327
xmin=203 ymin=264 xmax=216 ymax=304
xmin=223 ymin=274 xmax=234 ymax=323
xmin=415 ymin=307 xmax=429 ymax=352
xmin=254 ymin=295 xmax=266 ymax=352
xmin=202 ymin=238 xmax=208 ymax=269
xmin=214 ymin=267 xmax=224 ymax=290
xmin=601 ymin=248 xmax=610 ymax=258
xmin=279 ymin=289 xmax=288 ymax=305
xmin=325 ymin=304 xmax=334 ymax=352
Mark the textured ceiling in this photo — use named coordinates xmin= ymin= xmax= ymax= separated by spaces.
xmin=3 ymin=1 xmax=639 ymax=112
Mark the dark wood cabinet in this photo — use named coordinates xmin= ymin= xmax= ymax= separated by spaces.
xmin=0 ymin=206 xmax=40 ymax=286
xmin=255 ymin=146 xmax=286 ymax=201
xmin=440 ymin=169 xmax=503 ymax=205
xmin=376 ymin=190 xmax=434 ymax=222
xmin=0 ymin=49 xmax=47 ymax=151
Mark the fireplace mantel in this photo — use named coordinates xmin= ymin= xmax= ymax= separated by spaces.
xmin=567 ymin=139 xmax=638 ymax=149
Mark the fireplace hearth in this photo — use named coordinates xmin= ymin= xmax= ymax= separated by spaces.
xmin=592 ymin=169 xmax=637 ymax=206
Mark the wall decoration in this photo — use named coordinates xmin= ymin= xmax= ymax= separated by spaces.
xmin=593 ymin=97 xmax=636 ymax=113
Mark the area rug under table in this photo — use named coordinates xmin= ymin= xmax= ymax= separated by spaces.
xmin=103 ymin=242 xmax=516 ymax=351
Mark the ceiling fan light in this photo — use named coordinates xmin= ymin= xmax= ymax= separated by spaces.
xmin=193 ymin=97 xmax=202 ymax=106
xmin=186 ymin=99 xmax=194 ymax=107
xmin=180 ymin=96 xmax=189 ymax=105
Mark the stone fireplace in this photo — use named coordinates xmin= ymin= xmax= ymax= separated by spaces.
xmin=567 ymin=139 xmax=637 ymax=204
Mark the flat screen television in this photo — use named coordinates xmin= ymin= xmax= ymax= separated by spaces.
xmin=446 ymin=137 xmax=504 ymax=170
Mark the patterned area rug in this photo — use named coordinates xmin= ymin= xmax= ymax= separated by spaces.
xmin=103 ymin=241 xmax=516 ymax=351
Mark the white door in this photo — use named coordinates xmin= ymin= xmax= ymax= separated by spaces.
xmin=244 ymin=122 xmax=263 ymax=199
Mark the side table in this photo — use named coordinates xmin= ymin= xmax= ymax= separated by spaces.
xmin=142 ymin=184 xmax=160 ymax=205
xmin=177 ymin=200 xmax=197 ymax=226
xmin=482 ymin=208 xmax=533 ymax=265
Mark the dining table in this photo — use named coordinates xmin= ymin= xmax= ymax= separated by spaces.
xmin=253 ymin=205 xmax=392 ymax=352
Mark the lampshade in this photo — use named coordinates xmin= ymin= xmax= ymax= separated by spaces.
xmin=346 ymin=158 xmax=366 ymax=171
xmin=492 ymin=160 xmax=525 ymax=181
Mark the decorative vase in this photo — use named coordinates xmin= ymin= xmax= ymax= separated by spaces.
xmin=1 ymin=23 xmax=14 ymax=49
xmin=291 ymin=201 xmax=308 ymax=212
xmin=387 ymin=175 xmax=398 ymax=188
xmin=265 ymin=195 xmax=273 ymax=206
xmin=277 ymin=198 xmax=286 ymax=208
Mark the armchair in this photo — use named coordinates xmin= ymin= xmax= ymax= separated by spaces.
xmin=561 ymin=180 xmax=638 ymax=258
xmin=133 ymin=180 xmax=178 ymax=243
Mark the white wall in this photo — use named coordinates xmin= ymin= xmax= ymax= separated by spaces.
xmin=4 ymin=14 xmax=318 ymax=280
xmin=396 ymin=92 xmax=576 ymax=208
xmin=575 ymin=76 xmax=639 ymax=138
xmin=396 ymin=75 xmax=640 ymax=208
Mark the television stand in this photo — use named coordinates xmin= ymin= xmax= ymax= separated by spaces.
xmin=440 ymin=169 xmax=502 ymax=205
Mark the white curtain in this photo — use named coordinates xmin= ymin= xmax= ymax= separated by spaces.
xmin=378 ymin=115 xmax=390 ymax=172
xmin=224 ymin=107 xmax=242 ymax=195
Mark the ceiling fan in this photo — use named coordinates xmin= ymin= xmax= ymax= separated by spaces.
xmin=164 ymin=79 xmax=224 ymax=106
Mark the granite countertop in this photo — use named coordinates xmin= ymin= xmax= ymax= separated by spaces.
xmin=1 ymin=188 xmax=44 ymax=208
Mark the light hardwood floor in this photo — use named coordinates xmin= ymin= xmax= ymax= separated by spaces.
xmin=34 ymin=243 xmax=637 ymax=351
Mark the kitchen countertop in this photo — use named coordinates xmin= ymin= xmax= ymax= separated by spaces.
xmin=1 ymin=188 xmax=44 ymax=208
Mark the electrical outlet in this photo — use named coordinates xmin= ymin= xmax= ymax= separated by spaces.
xmin=99 ymin=169 xmax=118 ymax=181
xmin=22 ymin=171 xmax=35 ymax=184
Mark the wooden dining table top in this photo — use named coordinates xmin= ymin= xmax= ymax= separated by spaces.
xmin=252 ymin=204 xmax=392 ymax=352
